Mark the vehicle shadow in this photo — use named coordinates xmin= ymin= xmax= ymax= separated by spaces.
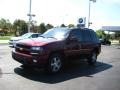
xmin=14 ymin=60 xmax=112 ymax=84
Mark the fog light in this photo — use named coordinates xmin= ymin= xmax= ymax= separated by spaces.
xmin=33 ymin=59 xmax=37 ymax=63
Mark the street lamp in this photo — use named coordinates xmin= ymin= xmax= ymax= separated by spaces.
xmin=27 ymin=0 xmax=35 ymax=32
xmin=88 ymin=0 xmax=96 ymax=28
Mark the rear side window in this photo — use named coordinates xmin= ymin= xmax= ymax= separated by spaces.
xmin=82 ymin=30 xmax=92 ymax=42
xmin=90 ymin=30 xmax=99 ymax=42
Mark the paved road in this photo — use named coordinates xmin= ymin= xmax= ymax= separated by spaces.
xmin=0 ymin=45 xmax=120 ymax=90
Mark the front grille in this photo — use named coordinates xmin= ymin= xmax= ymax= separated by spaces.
xmin=16 ymin=44 xmax=31 ymax=49
xmin=15 ymin=44 xmax=31 ymax=55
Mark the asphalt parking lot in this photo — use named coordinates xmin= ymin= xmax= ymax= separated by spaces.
xmin=0 ymin=45 xmax=120 ymax=90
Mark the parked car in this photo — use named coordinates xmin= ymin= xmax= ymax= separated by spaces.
xmin=9 ymin=33 xmax=41 ymax=47
xmin=100 ymin=38 xmax=111 ymax=45
xmin=12 ymin=28 xmax=101 ymax=73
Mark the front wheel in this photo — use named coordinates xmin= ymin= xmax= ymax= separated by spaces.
xmin=87 ymin=52 xmax=97 ymax=65
xmin=47 ymin=54 xmax=63 ymax=73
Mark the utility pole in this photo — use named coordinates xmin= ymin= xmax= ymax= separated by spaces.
xmin=27 ymin=0 xmax=35 ymax=32
xmin=88 ymin=0 xmax=96 ymax=28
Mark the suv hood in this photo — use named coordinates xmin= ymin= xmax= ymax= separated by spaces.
xmin=17 ymin=38 xmax=58 ymax=46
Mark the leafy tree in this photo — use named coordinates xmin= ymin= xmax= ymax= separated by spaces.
xmin=115 ymin=32 xmax=120 ymax=38
xmin=60 ymin=24 xmax=66 ymax=27
xmin=46 ymin=23 xmax=53 ymax=30
xmin=68 ymin=24 xmax=75 ymax=28
xmin=115 ymin=31 xmax=120 ymax=43
xmin=6 ymin=20 xmax=13 ymax=32
xmin=39 ymin=23 xmax=47 ymax=33
xmin=13 ymin=19 xmax=28 ymax=36
xmin=0 ymin=18 xmax=7 ymax=29
xmin=96 ymin=29 xmax=106 ymax=38
xmin=0 ymin=18 xmax=12 ymax=35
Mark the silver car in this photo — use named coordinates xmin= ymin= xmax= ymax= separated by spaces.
xmin=9 ymin=33 xmax=41 ymax=47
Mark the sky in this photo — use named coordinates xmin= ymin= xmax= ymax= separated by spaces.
xmin=0 ymin=0 xmax=120 ymax=30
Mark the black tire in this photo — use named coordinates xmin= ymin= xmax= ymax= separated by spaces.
xmin=47 ymin=54 xmax=63 ymax=73
xmin=87 ymin=51 xmax=97 ymax=65
xmin=108 ymin=41 xmax=111 ymax=45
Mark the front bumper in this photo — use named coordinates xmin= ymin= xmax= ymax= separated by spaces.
xmin=12 ymin=50 xmax=48 ymax=67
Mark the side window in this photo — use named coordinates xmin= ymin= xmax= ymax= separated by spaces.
xmin=90 ymin=31 xmax=99 ymax=42
xmin=82 ymin=30 xmax=92 ymax=42
xmin=31 ymin=34 xmax=38 ymax=38
xmin=70 ymin=29 xmax=82 ymax=41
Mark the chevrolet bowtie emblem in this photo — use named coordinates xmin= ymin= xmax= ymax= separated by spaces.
xmin=20 ymin=48 xmax=23 ymax=51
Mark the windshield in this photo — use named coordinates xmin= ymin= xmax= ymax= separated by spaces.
xmin=41 ymin=28 xmax=70 ymax=40
xmin=21 ymin=33 xmax=33 ymax=39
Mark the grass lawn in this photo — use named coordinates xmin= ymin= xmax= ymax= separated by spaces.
xmin=0 ymin=36 xmax=13 ymax=40
xmin=111 ymin=40 xmax=120 ymax=45
xmin=0 ymin=36 xmax=13 ymax=44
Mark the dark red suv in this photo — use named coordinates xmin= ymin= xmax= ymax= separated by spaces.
xmin=12 ymin=28 xmax=101 ymax=73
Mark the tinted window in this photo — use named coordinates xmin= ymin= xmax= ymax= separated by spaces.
xmin=90 ymin=30 xmax=99 ymax=42
xmin=70 ymin=29 xmax=82 ymax=41
xmin=31 ymin=34 xmax=39 ymax=38
xmin=82 ymin=30 xmax=92 ymax=42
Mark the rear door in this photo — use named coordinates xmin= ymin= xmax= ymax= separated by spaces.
xmin=81 ymin=30 xmax=93 ymax=54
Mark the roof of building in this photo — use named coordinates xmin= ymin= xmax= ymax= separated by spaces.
xmin=102 ymin=26 xmax=120 ymax=32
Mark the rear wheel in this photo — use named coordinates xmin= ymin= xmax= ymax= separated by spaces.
xmin=87 ymin=52 xmax=97 ymax=65
xmin=108 ymin=41 xmax=111 ymax=45
xmin=47 ymin=54 xmax=63 ymax=73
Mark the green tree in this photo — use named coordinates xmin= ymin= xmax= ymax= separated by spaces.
xmin=96 ymin=29 xmax=106 ymax=38
xmin=13 ymin=19 xmax=28 ymax=36
xmin=0 ymin=18 xmax=12 ymax=35
xmin=68 ymin=24 xmax=75 ymax=28
xmin=0 ymin=18 xmax=7 ymax=29
xmin=46 ymin=23 xmax=54 ymax=30
xmin=115 ymin=32 xmax=120 ymax=38
xmin=60 ymin=24 xmax=66 ymax=27
xmin=39 ymin=23 xmax=47 ymax=33
xmin=115 ymin=31 xmax=120 ymax=43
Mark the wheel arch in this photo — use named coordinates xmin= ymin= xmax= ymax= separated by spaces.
xmin=92 ymin=47 xmax=100 ymax=56
xmin=48 ymin=50 xmax=65 ymax=60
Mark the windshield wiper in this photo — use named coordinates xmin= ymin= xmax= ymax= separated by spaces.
xmin=47 ymin=37 xmax=57 ymax=39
